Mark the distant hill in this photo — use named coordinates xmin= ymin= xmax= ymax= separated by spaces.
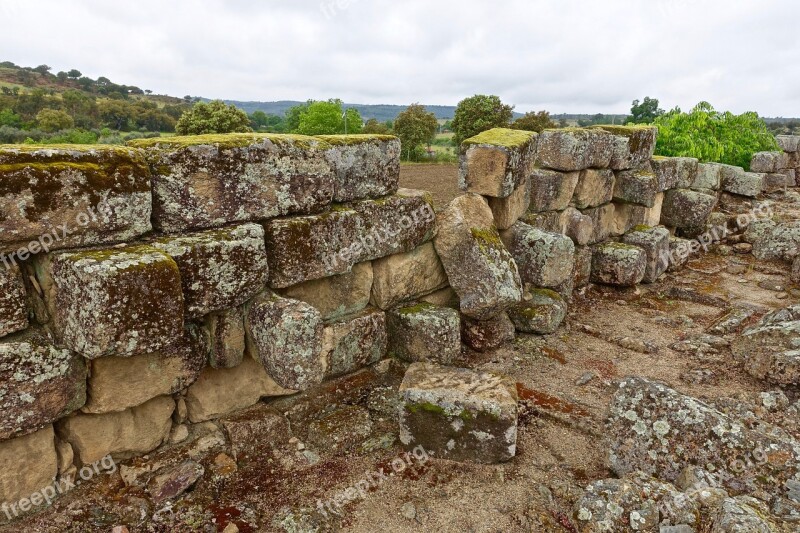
xmin=217 ymin=100 xmax=461 ymax=122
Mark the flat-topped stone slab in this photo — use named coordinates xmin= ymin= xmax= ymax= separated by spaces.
xmin=387 ymin=303 xmax=461 ymax=365
xmin=536 ymin=128 xmax=614 ymax=171
xmin=588 ymin=125 xmax=657 ymax=170
xmin=316 ymin=134 xmax=400 ymax=202
xmin=459 ymin=128 xmax=537 ymax=198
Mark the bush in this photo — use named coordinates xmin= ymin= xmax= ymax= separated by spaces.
xmin=451 ymin=95 xmax=513 ymax=146
xmin=175 ymin=100 xmax=252 ymax=135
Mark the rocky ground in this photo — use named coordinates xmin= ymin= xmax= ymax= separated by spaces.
xmin=4 ymin=181 xmax=800 ymax=533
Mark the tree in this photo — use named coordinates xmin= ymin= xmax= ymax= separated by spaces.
xmin=630 ymin=97 xmax=665 ymax=124
xmin=56 ymin=71 xmax=68 ymax=82
xmin=98 ymin=100 xmax=135 ymax=130
xmin=67 ymin=69 xmax=82 ymax=79
xmin=451 ymin=94 xmax=514 ymax=145
xmin=175 ymin=100 xmax=252 ymax=135
xmin=33 ymin=64 xmax=51 ymax=75
xmin=0 ymin=109 xmax=21 ymax=127
xmin=295 ymin=99 xmax=363 ymax=135
xmin=394 ymin=103 xmax=438 ymax=161
xmin=511 ymin=111 xmax=556 ymax=133
xmin=36 ymin=108 xmax=74 ymax=132
xmin=362 ymin=118 xmax=391 ymax=134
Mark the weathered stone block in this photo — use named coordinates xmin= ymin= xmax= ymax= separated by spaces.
xmin=519 ymin=209 xmax=592 ymax=246
xmin=0 ymin=332 xmax=86 ymax=440
xmin=371 ymin=243 xmax=447 ymax=310
xmin=321 ymin=308 xmax=387 ymax=379
xmin=399 ymin=362 xmax=518 ymax=463
xmin=388 ymin=303 xmax=460 ymax=364
xmin=57 ymin=395 xmax=174 ymax=465
xmin=420 ymin=287 xmax=460 ymax=308
xmin=282 ymin=261 xmax=373 ymax=321
xmin=692 ymin=163 xmax=723 ymax=190
xmin=779 ymin=168 xmax=797 ymax=187
xmin=573 ymin=246 xmax=593 ymax=288
xmin=793 ymin=257 xmax=800 ymax=284
xmin=572 ymin=168 xmax=615 ymax=209
xmin=732 ymin=305 xmax=800 ymax=385
xmin=0 ymin=426 xmax=57 ymax=514
xmin=0 ymin=145 xmax=152 ymax=254
xmin=536 ymin=128 xmax=613 ymax=171
xmin=151 ymin=223 xmax=268 ymax=318
xmin=622 ymin=226 xmax=670 ymax=283
xmin=307 ymin=405 xmax=373 ymax=455
xmin=204 ymin=306 xmax=245 ymax=369
xmin=316 ymin=134 xmax=400 ymax=202
xmin=501 ymin=222 xmax=575 ymax=288
xmin=660 ymin=189 xmax=717 ymax=231
xmin=591 ymin=242 xmax=647 ymax=286
xmin=487 ymin=177 xmax=531 ymax=230
xmin=458 ymin=128 xmax=537 ymax=198
xmin=613 ymin=169 xmax=659 ymax=207
xmin=762 ymin=172 xmax=789 ymax=193
xmin=508 ymin=288 xmax=567 ymax=334
xmin=581 ymin=204 xmax=616 ymax=244
xmin=720 ymin=166 xmax=763 ymax=197
xmin=750 ymin=151 xmax=784 ymax=173
xmin=43 ymin=245 xmax=184 ymax=359
xmin=752 ymin=221 xmax=800 ymax=262
xmin=666 ymin=237 xmax=692 ymax=272
xmin=650 ymin=156 xmax=698 ymax=190
xmin=461 ymin=313 xmax=515 ymax=352
xmin=434 ymin=194 xmax=522 ymax=320
xmin=589 ymin=125 xmax=657 ymax=170
xmin=777 ymin=135 xmax=800 ymax=152
xmin=246 ymin=293 xmax=324 ymax=391
xmin=130 ymin=134 xmax=335 ymax=233
xmin=529 ymin=168 xmax=580 ymax=212
xmin=0 ymin=264 xmax=27 ymax=338
xmin=612 ymin=196 xmax=664 ymax=236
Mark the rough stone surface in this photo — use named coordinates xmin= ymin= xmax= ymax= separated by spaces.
xmin=571 ymin=168 xmax=615 ymax=209
xmin=221 ymin=404 xmax=292 ymax=460
xmin=0 ymin=425 xmax=57 ymax=514
xmin=204 ymin=306 xmax=246 ymax=369
xmin=721 ymin=167 xmax=764 ymax=198
xmin=622 ymin=226 xmax=670 ymax=283
xmin=434 ymin=194 xmax=522 ymax=320
xmin=508 ymin=288 xmax=567 ymax=335
xmin=147 ymin=460 xmax=204 ymax=504
xmin=387 ymin=303 xmax=461 ymax=364
xmin=661 ymin=188 xmax=717 ymax=232
xmin=589 ymin=125 xmax=658 ymax=170
xmin=307 ymin=405 xmax=373 ymax=455
xmin=57 ymin=395 xmax=175 ymax=465
xmin=0 ymin=145 xmax=152 ymax=254
xmin=282 ymin=261 xmax=373 ymax=321
xmin=613 ymin=169 xmax=659 ymax=207
xmin=0 ymin=331 xmax=86 ymax=440
xmin=536 ymin=129 xmax=613 ymax=171
xmin=559 ymin=207 xmax=595 ymax=246
xmin=44 ymin=245 xmax=184 ymax=359
xmin=651 ymin=156 xmax=699 ymax=190
xmin=130 ymin=134 xmax=335 ymax=233
xmin=731 ymin=305 xmax=800 ymax=385
xmin=461 ymin=313 xmax=515 ymax=352
xmin=458 ymin=128 xmax=537 ymax=198
xmin=420 ymin=287 xmax=460 ymax=308
xmin=246 ymin=293 xmax=324 ymax=391
xmin=501 ymin=222 xmax=575 ymax=289
xmin=793 ymin=257 xmax=800 ymax=284
xmin=150 ymin=223 xmax=268 ymax=318
xmin=777 ymin=135 xmax=800 ymax=152
xmin=612 ymin=196 xmax=664 ymax=236
xmin=321 ymin=308 xmax=387 ymax=379
xmin=762 ymin=172 xmax=790 ymax=193
xmin=399 ymin=362 xmax=518 ymax=464
xmin=0 ymin=264 xmax=28 ymax=338
xmin=590 ymin=242 xmax=647 ymax=287
xmin=692 ymin=162 xmax=723 ymax=190
xmin=667 ymin=237 xmax=693 ymax=272
xmin=752 ymin=221 xmax=800 ymax=262
xmin=316 ymin=135 xmax=400 ymax=202
xmin=370 ymin=243 xmax=447 ymax=310
xmin=529 ymin=168 xmax=580 ymax=212
xmin=573 ymin=246 xmax=593 ymax=287
xmin=487 ymin=177 xmax=531 ymax=230
xmin=581 ymin=204 xmax=616 ymax=244
xmin=750 ymin=151 xmax=784 ymax=173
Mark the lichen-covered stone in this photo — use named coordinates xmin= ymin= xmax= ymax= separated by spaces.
xmin=501 ymin=222 xmax=575 ymax=289
xmin=459 ymin=128 xmax=537 ymax=198
xmin=434 ymin=194 xmax=522 ymax=320
xmin=660 ymin=189 xmax=717 ymax=231
xmin=321 ymin=308 xmax=386 ymax=379
xmin=56 ymin=395 xmax=174 ymax=465
xmin=591 ymin=242 xmax=647 ymax=286
xmin=651 ymin=156 xmax=699 ymax=190
xmin=710 ymin=497 xmax=778 ymax=533
xmin=777 ymin=135 xmax=800 ymax=152
xmin=82 ymin=323 xmax=207 ymax=414
xmin=508 ymin=288 xmax=567 ymax=334
xmin=750 ymin=151 xmax=785 ymax=174
xmin=589 ymin=125 xmax=658 ymax=170
xmin=371 ymin=243 xmax=447 ymax=310
xmin=762 ymin=172 xmax=790 ymax=193
xmin=720 ymin=166 xmax=764 ymax=198
xmin=399 ymin=362 xmax=518 ymax=463
xmin=281 ymin=261 xmax=373 ymax=321
xmin=752 ymin=221 xmax=800 ymax=262
xmin=731 ymin=305 xmax=800 ymax=385
xmin=420 ymin=287 xmax=460 ymax=308
xmin=0 ymin=426 xmax=57 ymax=515
xmin=0 ymin=264 xmax=27 ymax=338
xmin=461 ymin=312 xmax=515 ymax=352
xmin=581 ymin=204 xmax=616 ymax=244
xmin=487 ymin=177 xmax=531 ymax=230
xmin=573 ymin=246 xmax=593 ymax=288
xmin=613 ymin=169 xmax=659 ymax=207
xmin=572 ymin=168 xmax=615 ymax=209
xmin=316 ymin=134 xmax=400 ymax=202
xmin=792 ymin=257 xmax=800 ymax=284
xmin=622 ymin=226 xmax=670 ymax=283
xmin=0 ymin=145 xmax=152 ymax=254
xmin=666 ymin=237 xmax=692 ymax=272
xmin=529 ymin=168 xmax=580 ymax=212
xmin=387 ymin=303 xmax=460 ymax=364
xmin=519 ymin=208 xmax=592 ymax=246
xmin=0 ymin=331 xmax=86 ymax=440
xmin=130 ymin=133 xmax=335 ymax=233
xmin=692 ymin=162 xmax=723 ymax=191
xmin=151 ymin=223 xmax=268 ymax=318
xmin=43 ymin=245 xmax=184 ymax=359
xmin=612 ymin=195 xmax=664 ymax=236
xmin=536 ymin=128 xmax=613 ymax=171
xmin=204 ymin=306 xmax=245 ymax=369
xmin=246 ymin=292 xmax=324 ymax=391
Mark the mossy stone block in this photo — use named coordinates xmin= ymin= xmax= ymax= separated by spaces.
xmin=387 ymin=302 xmax=460 ymax=364
xmin=459 ymin=128 xmax=537 ymax=198
xmin=316 ymin=134 xmax=400 ymax=202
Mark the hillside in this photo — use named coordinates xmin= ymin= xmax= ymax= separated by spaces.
xmin=219 ymin=99 xmax=463 ymax=122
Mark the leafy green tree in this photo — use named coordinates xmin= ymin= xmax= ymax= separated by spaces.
xmin=511 ymin=111 xmax=556 ymax=133
xmin=175 ymin=100 xmax=252 ymax=135
xmin=98 ymin=100 xmax=135 ymax=130
xmin=451 ymin=94 xmax=514 ymax=145
xmin=362 ymin=118 xmax=391 ymax=134
xmin=0 ymin=108 xmax=21 ymax=127
xmin=33 ymin=65 xmax=51 ymax=75
xmin=630 ymin=97 xmax=664 ymax=124
xmin=56 ymin=71 xmax=68 ymax=82
xmin=295 ymin=99 xmax=363 ymax=135
xmin=67 ymin=69 xmax=82 ymax=79
xmin=285 ymin=102 xmax=310 ymax=132
xmin=394 ymin=103 xmax=438 ymax=160
xmin=654 ymin=102 xmax=779 ymax=168
xmin=36 ymin=108 xmax=74 ymax=132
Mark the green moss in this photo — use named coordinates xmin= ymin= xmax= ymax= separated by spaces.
xmin=528 ymin=288 xmax=562 ymax=300
xmin=589 ymin=124 xmax=657 ymax=138
xmin=632 ymin=224 xmax=653 ymax=232
xmin=397 ymin=302 xmax=434 ymax=315
xmin=462 ymin=128 xmax=535 ymax=149
xmin=0 ymin=144 xmax=139 ymax=157
xmin=408 ymin=402 xmax=446 ymax=416
xmin=315 ymin=134 xmax=398 ymax=145
xmin=470 ymin=227 xmax=503 ymax=248
xmin=127 ymin=132 xmax=331 ymax=151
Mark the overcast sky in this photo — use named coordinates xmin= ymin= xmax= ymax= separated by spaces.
xmin=1 ymin=0 xmax=798 ymax=116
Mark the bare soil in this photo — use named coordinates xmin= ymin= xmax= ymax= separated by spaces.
xmin=399 ymin=163 xmax=460 ymax=211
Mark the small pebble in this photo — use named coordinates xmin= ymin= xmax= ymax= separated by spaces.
xmin=575 ymin=372 xmax=597 ymax=386
xmin=400 ymin=502 xmax=416 ymax=520
xmin=777 ymin=293 xmax=789 ymax=300
xmin=732 ymin=243 xmax=752 ymax=254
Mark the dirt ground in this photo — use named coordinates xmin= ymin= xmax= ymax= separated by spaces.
xmin=399 ymin=163 xmax=460 ymax=210
xmin=5 ymin=178 xmax=800 ymax=532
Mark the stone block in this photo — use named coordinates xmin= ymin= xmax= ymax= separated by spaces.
xmin=536 ymin=128 xmax=614 ymax=171
xmin=589 ymin=125 xmax=657 ymax=170
xmin=316 ymin=134 xmax=400 ymax=202
xmin=282 ymin=261 xmax=373 ymax=321
xmin=0 ymin=426 xmax=57 ymax=515
xmin=572 ymin=168 xmax=615 ymax=209
xmin=666 ymin=237 xmax=692 ymax=272
xmin=487 ymin=177 xmax=531 ymax=230
xmin=581 ymin=204 xmax=616 ymax=244
xmin=458 ymin=128 xmax=537 ymax=198
xmin=529 ymin=168 xmax=580 ymax=212
xmin=622 ymin=226 xmax=670 ymax=283
xmin=752 ymin=221 xmax=800 ymax=262
xmin=720 ymin=166 xmax=763 ymax=197
xmin=750 ymin=151 xmax=783 ymax=173
xmin=650 ymin=156 xmax=698 ymax=190
xmin=692 ymin=163 xmax=723 ymax=191
xmin=762 ymin=172 xmax=789 ymax=193
xmin=612 ymin=198 xmax=664 ymax=236
xmin=501 ymin=222 xmax=575 ymax=288
xmin=321 ymin=308 xmax=387 ymax=379
xmin=399 ymin=362 xmax=518 ymax=463
xmin=420 ymin=287 xmax=460 ymax=308
xmin=508 ymin=288 xmax=567 ymax=334
xmin=793 ymin=257 xmax=800 ymax=284
xmin=0 ymin=264 xmax=27 ymax=338
xmin=732 ymin=305 xmax=800 ymax=385
xmin=777 ymin=135 xmax=800 ymax=152
xmin=307 ymin=405 xmax=373 ymax=455
xmin=461 ymin=312 xmax=515 ymax=352
xmin=590 ymin=242 xmax=647 ymax=286
xmin=387 ymin=303 xmax=460 ymax=364
xmin=370 ymin=243 xmax=447 ymax=310
xmin=204 ymin=306 xmax=246 ymax=369
xmin=660 ymin=189 xmax=717 ymax=231
xmin=573 ymin=246 xmax=593 ymax=288
xmin=613 ymin=169 xmax=659 ymax=207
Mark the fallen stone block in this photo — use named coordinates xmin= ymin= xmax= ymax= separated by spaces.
xmin=752 ymin=221 xmax=800 ymax=262
xmin=573 ymin=246 xmax=593 ymax=287
xmin=667 ymin=237 xmax=693 ymax=272
xmin=459 ymin=128 xmax=537 ymax=198
xmin=321 ymin=308 xmax=387 ymax=379
xmin=221 ymin=404 xmax=292 ymax=460
xmin=151 ymin=223 xmax=268 ymax=318
xmin=651 ymin=156 xmax=699 ymax=190
xmin=487 ymin=177 xmax=531 ymax=230
xmin=204 ymin=306 xmax=246 ymax=369
xmin=529 ymin=168 xmax=580 ymax=212
xmin=613 ymin=169 xmax=659 ymax=207
xmin=581 ymin=204 xmax=615 ymax=244
xmin=720 ymin=166 xmax=763 ymax=197
xmin=590 ymin=242 xmax=647 ymax=286
xmin=660 ymin=189 xmax=717 ymax=231
xmin=316 ymin=134 xmax=400 ymax=202
xmin=0 ymin=426 xmax=57 ymax=516
xmin=508 ymin=288 xmax=567 ymax=334
xmin=370 ymin=242 xmax=448 ymax=310
xmin=434 ymin=194 xmax=522 ymax=320
xmin=762 ymin=172 xmax=789 ymax=193
xmin=130 ymin=133 xmax=335 ymax=233
xmin=281 ymin=261 xmax=372 ymax=321
xmin=387 ymin=303 xmax=461 ymax=364
xmin=147 ymin=460 xmax=204 ymax=505
xmin=0 ymin=331 xmax=86 ymax=440
xmin=43 ymin=245 xmax=184 ymax=359
xmin=777 ymin=135 xmax=800 ymax=152
xmin=692 ymin=162 xmax=723 ymax=190
xmin=399 ymin=362 xmax=518 ymax=463
xmin=501 ymin=222 xmax=575 ymax=289
xmin=750 ymin=151 xmax=785 ymax=173
xmin=307 ymin=405 xmax=373 ymax=455
xmin=571 ymin=168 xmax=615 ymax=209
xmin=536 ymin=128 xmax=613 ymax=171
xmin=0 ymin=264 xmax=27 ymax=338
xmin=461 ymin=312 xmax=515 ymax=352
xmin=57 ymin=395 xmax=174 ymax=465
xmin=0 ymin=145 xmax=152 ymax=254
xmin=732 ymin=305 xmax=800 ymax=385
xmin=246 ymin=293 xmax=324 ymax=391
xmin=622 ymin=226 xmax=670 ymax=283
xmin=589 ymin=125 xmax=657 ymax=170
